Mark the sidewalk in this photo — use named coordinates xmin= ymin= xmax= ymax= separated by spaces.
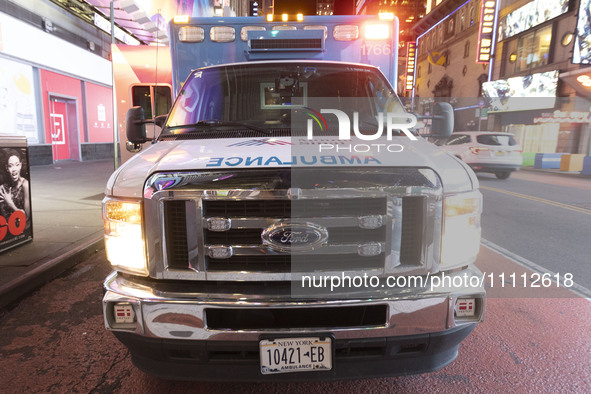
xmin=0 ymin=159 xmax=116 ymax=309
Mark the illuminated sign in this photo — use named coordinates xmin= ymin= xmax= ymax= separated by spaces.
xmin=573 ymin=0 xmax=591 ymax=64
xmin=534 ymin=111 xmax=591 ymax=124
xmin=476 ymin=0 xmax=496 ymax=63
xmin=482 ymin=70 xmax=558 ymax=112
xmin=498 ymin=0 xmax=568 ymax=42
xmin=405 ymin=42 xmax=416 ymax=91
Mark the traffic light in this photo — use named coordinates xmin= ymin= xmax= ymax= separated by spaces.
xmin=249 ymin=0 xmax=259 ymax=16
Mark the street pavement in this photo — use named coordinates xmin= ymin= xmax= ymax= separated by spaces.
xmin=0 ymin=160 xmax=588 ymax=310
xmin=0 ymin=159 xmax=115 ymax=309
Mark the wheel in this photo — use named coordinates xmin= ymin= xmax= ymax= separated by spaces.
xmin=495 ymin=171 xmax=511 ymax=179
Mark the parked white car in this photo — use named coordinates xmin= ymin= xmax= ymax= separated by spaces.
xmin=438 ymin=131 xmax=523 ymax=179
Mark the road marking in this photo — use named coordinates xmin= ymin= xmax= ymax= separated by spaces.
xmin=480 ymin=185 xmax=591 ymax=215
xmin=481 ymin=238 xmax=591 ymax=301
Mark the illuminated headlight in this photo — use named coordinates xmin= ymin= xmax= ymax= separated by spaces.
xmin=103 ymin=198 xmax=147 ymax=276
xmin=364 ymin=24 xmax=390 ymax=40
xmin=441 ymin=190 xmax=482 ymax=270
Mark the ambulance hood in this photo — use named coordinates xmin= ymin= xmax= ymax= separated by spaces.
xmin=106 ymin=137 xmax=478 ymax=198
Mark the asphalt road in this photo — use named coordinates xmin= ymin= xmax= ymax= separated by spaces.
xmin=0 ymin=249 xmax=589 ymax=392
xmin=477 ymin=170 xmax=591 ymax=292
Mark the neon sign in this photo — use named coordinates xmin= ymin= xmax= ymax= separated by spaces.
xmin=405 ymin=42 xmax=416 ymax=91
xmin=476 ymin=0 xmax=496 ymax=63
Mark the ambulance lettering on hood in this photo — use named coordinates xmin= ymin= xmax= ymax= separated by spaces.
xmin=206 ymin=155 xmax=382 ymax=167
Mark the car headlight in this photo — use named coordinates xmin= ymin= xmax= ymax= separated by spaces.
xmin=441 ymin=190 xmax=482 ymax=270
xmin=103 ymin=197 xmax=148 ymax=276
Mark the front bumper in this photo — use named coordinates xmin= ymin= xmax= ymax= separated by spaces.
xmin=103 ymin=266 xmax=485 ymax=380
xmin=114 ymin=324 xmax=476 ymax=381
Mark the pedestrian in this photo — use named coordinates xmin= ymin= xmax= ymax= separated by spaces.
xmin=0 ymin=148 xmax=30 ymax=221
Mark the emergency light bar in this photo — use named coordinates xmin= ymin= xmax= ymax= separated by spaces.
xmin=169 ymin=15 xmax=399 ymax=94
xmin=176 ymin=19 xmax=390 ymax=44
xmin=266 ymin=13 xmax=305 ymax=22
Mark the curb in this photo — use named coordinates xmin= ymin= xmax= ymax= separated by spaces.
xmin=0 ymin=236 xmax=105 ymax=310
xmin=520 ymin=167 xmax=591 ymax=178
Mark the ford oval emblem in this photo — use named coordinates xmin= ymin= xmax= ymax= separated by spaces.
xmin=262 ymin=222 xmax=328 ymax=252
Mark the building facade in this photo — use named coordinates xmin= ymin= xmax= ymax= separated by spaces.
xmin=412 ymin=0 xmax=591 ymax=156
xmin=413 ymin=0 xmax=492 ymax=130
xmin=486 ymin=0 xmax=591 ymax=156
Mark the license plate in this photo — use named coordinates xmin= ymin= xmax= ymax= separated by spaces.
xmin=494 ymin=151 xmax=506 ymax=156
xmin=260 ymin=337 xmax=332 ymax=375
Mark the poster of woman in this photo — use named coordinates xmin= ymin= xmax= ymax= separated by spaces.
xmin=0 ymin=146 xmax=33 ymax=252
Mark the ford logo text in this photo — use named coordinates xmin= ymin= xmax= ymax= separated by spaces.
xmin=262 ymin=222 xmax=328 ymax=252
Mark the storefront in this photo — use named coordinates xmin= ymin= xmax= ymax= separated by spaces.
xmin=0 ymin=11 xmax=114 ymax=165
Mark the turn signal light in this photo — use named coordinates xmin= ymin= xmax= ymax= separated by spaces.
xmin=113 ymin=303 xmax=136 ymax=324
xmin=455 ymin=298 xmax=476 ymax=317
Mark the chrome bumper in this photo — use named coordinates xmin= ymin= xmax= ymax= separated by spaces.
xmin=103 ymin=266 xmax=485 ymax=341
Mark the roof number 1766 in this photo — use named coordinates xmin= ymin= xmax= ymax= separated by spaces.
xmin=361 ymin=44 xmax=391 ymax=56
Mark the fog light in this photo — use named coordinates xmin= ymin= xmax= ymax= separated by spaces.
xmin=114 ymin=303 xmax=135 ymax=324
xmin=207 ymin=218 xmax=232 ymax=231
xmin=455 ymin=298 xmax=475 ymax=317
xmin=208 ymin=245 xmax=233 ymax=259
xmin=358 ymin=215 xmax=383 ymax=229
xmin=358 ymin=242 xmax=382 ymax=257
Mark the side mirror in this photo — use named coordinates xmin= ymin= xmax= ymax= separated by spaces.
xmin=154 ymin=114 xmax=168 ymax=128
xmin=431 ymin=102 xmax=454 ymax=138
xmin=126 ymin=107 xmax=148 ymax=144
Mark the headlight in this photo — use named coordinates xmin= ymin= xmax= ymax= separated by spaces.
xmin=103 ymin=198 xmax=147 ymax=276
xmin=441 ymin=190 xmax=482 ymax=270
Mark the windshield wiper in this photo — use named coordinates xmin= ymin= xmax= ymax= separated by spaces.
xmin=192 ymin=120 xmax=272 ymax=135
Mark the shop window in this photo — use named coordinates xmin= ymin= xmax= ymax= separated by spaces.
xmin=515 ymin=25 xmax=552 ymax=72
xmin=131 ymin=85 xmax=172 ymax=119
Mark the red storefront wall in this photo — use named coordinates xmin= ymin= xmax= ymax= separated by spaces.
xmin=39 ymin=70 xmax=84 ymax=161
xmin=85 ymin=82 xmax=113 ymax=143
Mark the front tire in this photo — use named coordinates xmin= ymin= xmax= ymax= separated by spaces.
xmin=495 ymin=171 xmax=511 ymax=179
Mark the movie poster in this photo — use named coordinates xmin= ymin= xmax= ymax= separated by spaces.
xmin=0 ymin=146 xmax=33 ymax=252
